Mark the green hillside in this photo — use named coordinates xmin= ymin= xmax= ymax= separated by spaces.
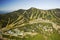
xmin=0 ymin=7 xmax=60 ymax=40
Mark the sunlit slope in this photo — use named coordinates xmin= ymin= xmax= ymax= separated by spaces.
xmin=0 ymin=7 xmax=60 ymax=40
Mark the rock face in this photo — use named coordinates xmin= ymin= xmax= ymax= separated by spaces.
xmin=0 ymin=7 xmax=60 ymax=40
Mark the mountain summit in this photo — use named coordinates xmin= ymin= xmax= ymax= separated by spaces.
xmin=0 ymin=7 xmax=60 ymax=40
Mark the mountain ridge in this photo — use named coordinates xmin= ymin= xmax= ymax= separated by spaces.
xmin=0 ymin=7 xmax=60 ymax=40
xmin=0 ymin=7 xmax=60 ymax=29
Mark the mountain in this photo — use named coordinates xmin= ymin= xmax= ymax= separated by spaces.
xmin=0 ymin=7 xmax=60 ymax=40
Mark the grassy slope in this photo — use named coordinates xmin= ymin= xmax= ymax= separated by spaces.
xmin=0 ymin=8 xmax=60 ymax=40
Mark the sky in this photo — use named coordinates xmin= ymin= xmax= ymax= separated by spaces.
xmin=0 ymin=0 xmax=60 ymax=12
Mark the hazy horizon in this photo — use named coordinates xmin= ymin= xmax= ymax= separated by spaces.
xmin=0 ymin=0 xmax=60 ymax=13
